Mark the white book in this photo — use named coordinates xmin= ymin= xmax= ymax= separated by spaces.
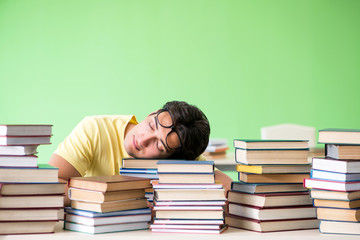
xmin=0 ymin=145 xmax=38 ymax=155
xmin=65 ymin=213 xmax=151 ymax=226
xmin=0 ymin=155 xmax=38 ymax=167
xmin=0 ymin=125 xmax=52 ymax=136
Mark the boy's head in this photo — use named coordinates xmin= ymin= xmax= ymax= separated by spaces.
xmin=124 ymin=101 xmax=210 ymax=160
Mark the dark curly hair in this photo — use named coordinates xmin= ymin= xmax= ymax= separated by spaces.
xmin=163 ymin=101 xmax=210 ymax=160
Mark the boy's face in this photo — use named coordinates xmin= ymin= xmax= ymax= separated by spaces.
xmin=124 ymin=110 xmax=181 ymax=159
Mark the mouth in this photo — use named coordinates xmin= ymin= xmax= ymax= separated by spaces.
xmin=133 ymin=136 xmax=140 ymax=151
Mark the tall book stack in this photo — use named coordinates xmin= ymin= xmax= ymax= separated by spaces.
xmin=304 ymin=128 xmax=360 ymax=235
xmin=119 ymin=158 xmax=180 ymax=203
xmin=64 ymin=175 xmax=153 ymax=234
xmin=0 ymin=124 xmax=65 ymax=235
xmin=150 ymin=160 xmax=228 ymax=234
xmin=226 ymin=139 xmax=318 ymax=232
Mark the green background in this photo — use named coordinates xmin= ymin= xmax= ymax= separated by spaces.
xmin=1 ymin=0 xmax=359 ymax=170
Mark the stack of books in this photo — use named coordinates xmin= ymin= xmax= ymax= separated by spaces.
xmin=64 ymin=175 xmax=153 ymax=234
xmin=203 ymin=138 xmax=229 ymax=160
xmin=226 ymin=139 xmax=318 ymax=232
xmin=119 ymin=158 xmax=180 ymax=203
xmin=304 ymin=128 xmax=360 ymax=235
xmin=150 ymin=160 xmax=228 ymax=234
xmin=0 ymin=124 xmax=65 ymax=235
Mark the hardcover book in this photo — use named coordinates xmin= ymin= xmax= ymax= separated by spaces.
xmin=150 ymin=224 xmax=228 ymax=234
xmin=70 ymin=198 xmax=148 ymax=213
xmin=317 ymin=207 xmax=360 ymax=222
xmin=313 ymin=198 xmax=360 ymax=209
xmin=319 ymin=220 xmax=360 ymax=235
xmin=0 ymin=124 xmax=52 ymax=136
xmin=68 ymin=188 xmax=146 ymax=203
xmin=0 ymin=195 xmax=64 ymax=208
xmin=326 ymin=144 xmax=360 ymax=160
xmin=318 ymin=128 xmax=360 ymax=145
xmin=0 ymin=208 xmax=64 ymax=221
xmin=158 ymin=173 xmax=215 ymax=184
xmin=0 ymin=145 xmax=38 ymax=156
xmin=233 ymin=139 xmax=309 ymax=150
xmin=312 ymin=157 xmax=360 ymax=173
xmin=0 ymin=155 xmax=38 ymax=168
xmin=155 ymin=209 xmax=224 ymax=219
xmin=236 ymin=163 xmax=311 ymax=174
xmin=235 ymin=149 xmax=309 ymax=165
xmin=231 ymin=181 xmax=307 ymax=194
xmin=64 ymin=207 xmax=152 ymax=218
xmin=228 ymin=203 xmax=316 ymax=220
xmin=0 ymin=182 xmax=65 ymax=195
xmin=304 ymin=178 xmax=360 ymax=192
xmin=0 ymin=164 xmax=59 ymax=183
xmin=0 ymin=221 xmax=58 ymax=235
xmin=154 ymin=188 xmax=226 ymax=201
xmin=157 ymin=160 xmax=214 ymax=173
xmin=0 ymin=136 xmax=51 ymax=145
xmin=69 ymin=175 xmax=151 ymax=192
xmin=227 ymin=191 xmax=312 ymax=207
xmin=309 ymin=189 xmax=360 ymax=201
xmin=65 ymin=213 xmax=152 ymax=226
xmin=225 ymin=214 xmax=318 ymax=233
xmin=64 ymin=221 xmax=149 ymax=234
xmin=239 ymin=172 xmax=310 ymax=184
xmin=311 ymin=169 xmax=360 ymax=182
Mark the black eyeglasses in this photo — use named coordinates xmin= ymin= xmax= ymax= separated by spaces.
xmin=154 ymin=108 xmax=183 ymax=151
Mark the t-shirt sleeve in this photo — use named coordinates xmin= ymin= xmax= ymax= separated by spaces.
xmin=54 ymin=116 xmax=97 ymax=176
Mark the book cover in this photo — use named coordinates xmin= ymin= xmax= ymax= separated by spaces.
xmin=0 ymin=145 xmax=38 ymax=156
xmin=304 ymin=178 xmax=360 ymax=192
xmin=312 ymin=157 xmax=360 ymax=174
xmin=0 ymin=208 xmax=64 ymax=221
xmin=68 ymin=175 xmax=151 ymax=192
xmin=0 ymin=221 xmax=58 ymax=235
xmin=154 ymin=188 xmax=226 ymax=201
xmin=319 ymin=220 xmax=360 ymax=235
xmin=64 ymin=221 xmax=149 ymax=234
xmin=233 ymin=139 xmax=309 ymax=150
xmin=225 ymin=214 xmax=318 ymax=233
xmin=319 ymin=128 xmax=360 ymax=145
xmin=0 ymin=164 xmax=59 ymax=183
xmin=326 ymin=144 xmax=360 ymax=160
xmin=0 ymin=155 xmax=38 ymax=168
xmin=0 ymin=136 xmax=51 ymax=146
xmin=313 ymin=198 xmax=360 ymax=209
xmin=65 ymin=213 xmax=152 ymax=226
xmin=70 ymin=198 xmax=148 ymax=213
xmin=158 ymin=173 xmax=215 ymax=184
xmin=0 ymin=182 xmax=65 ymax=195
xmin=0 ymin=195 xmax=64 ymax=208
xmin=311 ymin=169 xmax=360 ymax=182
xmin=0 ymin=125 xmax=52 ymax=136
xmin=64 ymin=207 xmax=151 ymax=218
xmin=239 ymin=172 xmax=310 ymax=184
xmin=309 ymin=189 xmax=360 ymax=201
xmin=236 ymin=163 xmax=311 ymax=174
xmin=317 ymin=207 xmax=360 ymax=222
xmin=152 ymin=180 xmax=223 ymax=189
xmin=157 ymin=160 xmax=214 ymax=173
xmin=231 ymin=181 xmax=308 ymax=194
xmin=227 ymin=191 xmax=312 ymax=207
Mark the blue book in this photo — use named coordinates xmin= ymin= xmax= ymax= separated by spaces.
xmin=311 ymin=169 xmax=360 ymax=182
xmin=64 ymin=207 xmax=152 ymax=218
xmin=231 ymin=181 xmax=308 ymax=194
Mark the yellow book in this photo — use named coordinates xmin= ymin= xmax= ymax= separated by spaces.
xmin=236 ymin=164 xmax=311 ymax=174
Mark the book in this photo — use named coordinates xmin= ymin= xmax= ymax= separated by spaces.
xmin=65 ymin=207 xmax=152 ymax=218
xmin=0 ymin=155 xmax=38 ymax=167
xmin=225 ymin=214 xmax=318 ymax=233
xmin=319 ymin=220 xmax=360 ymax=235
xmin=304 ymin=178 xmax=360 ymax=191
xmin=154 ymin=188 xmax=226 ymax=201
xmin=0 ymin=136 xmax=51 ymax=145
xmin=205 ymin=145 xmax=229 ymax=153
xmin=70 ymin=198 xmax=148 ymax=213
xmin=0 ymin=182 xmax=65 ymax=195
xmin=239 ymin=172 xmax=310 ymax=183
xmin=0 ymin=221 xmax=58 ymax=235
xmin=155 ymin=210 xmax=224 ymax=219
xmin=152 ymin=180 xmax=223 ymax=189
xmin=153 ymin=205 xmax=224 ymax=211
xmin=326 ymin=144 xmax=360 ymax=160
xmin=65 ymin=213 xmax=152 ymax=226
xmin=227 ymin=191 xmax=312 ymax=207
xmin=153 ymin=219 xmax=224 ymax=225
xmin=228 ymin=203 xmax=316 ymax=220
xmin=0 ymin=164 xmax=59 ymax=183
xmin=236 ymin=163 xmax=311 ymax=174
xmin=233 ymin=139 xmax=309 ymax=150
xmin=150 ymin=224 xmax=228 ymax=234
xmin=235 ymin=149 xmax=309 ymax=165
xmin=309 ymin=189 xmax=360 ymax=200
xmin=311 ymin=169 xmax=360 ymax=182
xmin=0 ymin=124 xmax=52 ymax=136
xmin=154 ymin=200 xmax=226 ymax=206
xmin=119 ymin=168 xmax=158 ymax=174
xmin=313 ymin=198 xmax=360 ymax=208
xmin=122 ymin=158 xmax=182 ymax=169
xmin=312 ymin=157 xmax=360 ymax=173
xmin=0 ymin=195 xmax=64 ymax=208
xmin=64 ymin=221 xmax=149 ymax=234
xmin=158 ymin=173 xmax=215 ymax=184
xmin=317 ymin=207 xmax=360 ymax=222
xmin=69 ymin=188 xmax=145 ymax=203
xmin=69 ymin=175 xmax=151 ymax=192
xmin=157 ymin=160 xmax=214 ymax=173
xmin=231 ymin=181 xmax=307 ymax=194
xmin=0 ymin=145 xmax=38 ymax=155
xmin=0 ymin=208 xmax=64 ymax=221
xmin=319 ymin=128 xmax=360 ymax=145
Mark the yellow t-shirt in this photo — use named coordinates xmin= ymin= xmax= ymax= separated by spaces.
xmin=54 ymin=115 xmax=138 ymax=177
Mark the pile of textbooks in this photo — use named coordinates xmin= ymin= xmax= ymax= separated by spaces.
xmin=64 ymin=175 xmax=153 ymax=234
xmin=304 ymin=128 xmax=360 ymax=235
xmin=226 ymin=139 xmax=318 ymax=232
xmin=150 ymin=160 xmax=228 ymax=234
xmin=0 ymin=124 xmax=65 ymax=235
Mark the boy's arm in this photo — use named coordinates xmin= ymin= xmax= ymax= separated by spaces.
xmin=48 ymin=153 xmax=81 ymax=207
xmin=215 ymin=169 xmax=232 ymax=194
